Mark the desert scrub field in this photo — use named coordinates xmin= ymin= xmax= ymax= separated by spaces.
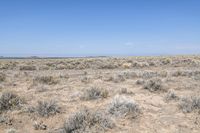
xmin=0 ymin=55 xmax=200 ymax=133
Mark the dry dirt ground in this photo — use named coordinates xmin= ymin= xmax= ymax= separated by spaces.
xmin=0 ymin=56 xmax=200 ymax=133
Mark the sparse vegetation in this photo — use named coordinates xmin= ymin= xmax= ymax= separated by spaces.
xmin=34 ymin=75 xmax=58 ymax=85
xmin=1 ymin=56 xmax=200 ymax=132
xmin=33 ymin=121 xmax=47 ymax=130
xmin=143 ymin=78 xmax=164 ymax=92
xmin=112 ymin=74 xmax=125 ymax=83
xmin=80 ymin=76 xmax=91 ymax=83
xmin=28 ymin=100 xmax=61 ymax=117
xmin=64 ymin=107 xmax=114 ymax=133
xmin=108 ymin=95 xmax=140 ymax=118
xmin=0 ymin=72 xmax=6 ymax=82
xmin=0 ymin=92 xmax=23 ymax=112
xmin=165 ymin=89 xmax=179 ymax=101
xmin=6 ymin=128 xmax=18 ymax=133
xmin=179 ymin=96 xmax=200 ymax=113
xmin=81 ymin=87 xmax=109 ymax=100
xmin=19 ymin=65 xmax=37 ymax=71
xmin=136 ymin=79 xmax=145 ymax=85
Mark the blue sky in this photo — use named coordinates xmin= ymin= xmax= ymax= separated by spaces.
xmin=0 ymin=0 xmax=200 ymax=57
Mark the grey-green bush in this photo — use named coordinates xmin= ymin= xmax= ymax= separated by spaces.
xmin=0 ymin=92 xmax=22 ymax=112
xmin=108 ymin=95 xmax=140 ymax=118
xmin=81 ymin=87 xmax=108 ymax=100
xmin=143 ymin=78 xmax=163 ymax=92
xmin=64 ymin=107 xmax=114 ymax=133
xmin=179 ymin=96 xmax=200 ymax=113
xmin=30 ymin=100 xmax=61 ymax=117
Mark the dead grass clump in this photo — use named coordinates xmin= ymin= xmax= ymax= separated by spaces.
xmin=179 ymin=96 xmax=200 ymax=113
xmin=0 ymin=72 xmax=6 ymax=82
xmin=81 ymin=87 xmax=108 ymax=100
xmin=34 ymin=76 xmax=58 ymax=85
xmin=0 ymin=92 xmax=23 ymax=112
xmin=19 ymin=65 xmax=37 ymax=71
xmin=64 ymin=107 xmax=114 ymax=133
xmin=165 ymin=89 xmax=179 ymax=101
xmin=108 ymin=95 xmax=140 ymax=118
xmin=143 ymin=78 xmax=163 ymax=92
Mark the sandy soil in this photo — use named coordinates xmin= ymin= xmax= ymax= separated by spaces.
xmin=0 ymin=56 xmax=200 ymax=133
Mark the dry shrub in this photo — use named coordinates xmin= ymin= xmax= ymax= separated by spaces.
xmin=143 ymin=78 xmax=164 ymax=92
xmin=122 ymin=72 xmax=137 ymax=79
xmin=64 ymin=107 xmax=114 ymax=133
xmin=112 ymin=74 xmax=125 ymax=83
xmin=122 ymin=63 xmax=132 ymax=69
xmin=142 ymin=71 xmax=158 ymax=79
xmin=161 ymin=58 xmax=172 ymax=65
xmin=19 ymin=65 xmax=37 ymax=71
xmin=136 ymin=79 xmax=145 ymax=85
xmin=0 ymin=72 xmax=6 ymax=82
xmin=171 ymin=70 xmax=200 ymax=77
xmin=80 ymin=76 xmax=91 ymax=83
xmin=0 ymin=92 xmax=23 ymax=112
xmin=179 ymin=96 xmax=200 ymax=113
xmin=28 ymin=100 xmax=61 ymax=117
xmin=108 ymin=95 xmax=140 ymax=118
xmin=119 ymin=88 xmax=134 ymax=95
xmin=81 ymin=87 xmax=108 ymax=100
xmin=165 ymin=89 xmax=179 ymax=101
xmin=34 ymin=75 xmax=58 ymax=85
xmin=133 ymin=62 xmax=149 ymax=68
xmin=33 ymin=121 xmax=47 ymax=130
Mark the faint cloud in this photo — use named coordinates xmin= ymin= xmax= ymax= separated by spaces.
xmin=175 ymin=45 xmax=200 ymax=50
xmin=124 ymin=42 xmax=134 ymax=46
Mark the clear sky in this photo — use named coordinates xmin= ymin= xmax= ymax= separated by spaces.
xmin=0 ymin=0 xmax=200 ymax=57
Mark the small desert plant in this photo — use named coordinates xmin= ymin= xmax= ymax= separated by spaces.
xmin=108 ymin=95 xmax=140 ymax=118
xmin=30 ymin=100 xmax=61 ymax=117
xmin=34 ymin=76 xmax=58 ymax=85
xmin=142 ymin=71 xmax=158 ymax=79
xmin=165 ymin=89 xmax=179 ymax=101
xmin=161 ymin=58 xmax=172 ymax=65
xmin=81 ymin=87 xmax=108 ymax=100
xmin=119 ymin=88 xmax=134 ymax=95
xmin=0 ymin=92 xmax=22 ymax=112
xmin=179 ymin=96 xmax=200 ymax=113
xmin=33 ymin=121 xmax=47 ymax=130
xmin=136 ymin=79 xmax=145 ymax=85
xmin=122 ymin=72 xmax=137 ymax=79
xmin=122 ymin=63 xmax=132 ymax=69
xmin=143 ymin=78 xmax=163 ymax=92
xmin=64 ymin=107 xmax=114 ymax=133
xmin=80 ymin=76 xmax=91 ymax=83
xmin=19 ymin=65 xmax=36 ymax=71
xmin=112 ymin=74 xmax=125 ymax=83
xmin=0 ymin=72 xmax=6 ymax=82
xmin=119 ymin=88 xmax=128 ymax=94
